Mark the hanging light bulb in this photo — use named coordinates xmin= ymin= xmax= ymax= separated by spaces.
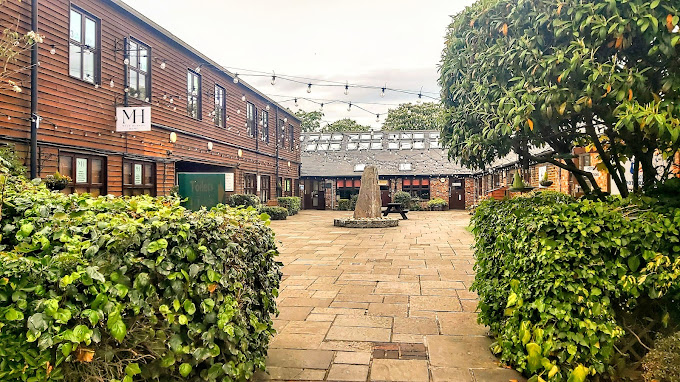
xmin=271 ymin=72 xmax=276 ymax=85
xmin=169 ymin=97 xmax=174 ymax=104
xmin=160 ymin=60 xmax=166 ymax=69
xmin=49 ymin=45 xmax=56 ymax=55
xmin=381 ymin=87 xmax=386 ymax=97
xmin=307 ymin=83 xmax=312 ymax=93
xmin=241 ymin=94 xmax=246 ymax=102
xmin=266 ymin=104 xmax=270 ymax=111
xmin=416 ymin=92 xmax=422 ymax=104
xmin=7 ymin=115 xmax=11 ymax=121
xmin=407 ymin=109 xmax=412 ymax=115
xmin=347 ymin=102 xmax=352 ymax=111
xmin=109 ymin=79 xmax=114 ymax=87
xmin=320 ymin=103 xmax=324 ymax=111
xmin=344 ymin=82 xmax=349 ymax=95
xmin=294 ymin=98 xmax=298 ymax=107
xmin=94 ymin=83 xmax=100 ymax=89
xmin=226 ymin=115 xmax=230 ymax=121
xmin=124 ymin=87 xmax=129 ymax=93
xmin=124 ymin=58 xmax=130 ymax=65
xmin=237 ymin=109 xmax=241 ymax=114
xmin=233 ymin=74 xmax=239 ymax=83
xmin=284 ymin=117 xmax=288 ymax=123
xmin=376 ymin=114 xmax=380 ymax=122
xmin=163 ymin=94 xmax=167 ymax=100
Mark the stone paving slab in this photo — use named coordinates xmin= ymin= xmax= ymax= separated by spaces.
xmin=254 ymin=211 xmax=524 ymax=382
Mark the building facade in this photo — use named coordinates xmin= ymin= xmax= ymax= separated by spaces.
xmin=0 ymin=0 xmax=300 ymax=199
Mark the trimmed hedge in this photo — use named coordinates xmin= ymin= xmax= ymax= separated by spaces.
xmin=393 ymin=191 xmax=411 ymax=208
xmin=225 ymin=193 xmax=261 ymax=209
xmin=337 ymin=199 xmax=351 ymax=211
xmin=471 ymin=191 xmax=680 ymax=381
xmin=260 ymin=206 xmax=288 ymax=220
xmin=277 ymin=197 xmax=300 ymax=216
xmin=427 ymin=198 xmax=448 ymax=210
xmin=0 ymin=174 xmax=281 ymax=381
xmin=642 ymin=331 xmax=680 ymax=382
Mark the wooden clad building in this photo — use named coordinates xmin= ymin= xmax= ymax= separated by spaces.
xmin=0 ymin=0 xmax=301 ymax=199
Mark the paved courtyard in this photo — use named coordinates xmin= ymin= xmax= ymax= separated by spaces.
xmin=255 ymin=210 xmax=524 ymax=382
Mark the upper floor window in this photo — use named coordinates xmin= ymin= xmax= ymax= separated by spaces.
xmin=127 ymin=39 xmax=150 ymax=101
xmin=278 ymin=119 xmax=285 ymax=148
xmin=69 ymin=7 xmax=100 ymax=83
xmin=289 ymin=124 xmax=294 ymax=151
xmin=261 ymin=110 xmax=269 ymax=143
xmin=187 ymin=70 xmax=201 ymax=119
xmin=246 ymin=102 xmax=257 ymax=137
xmin=214 ymin=85 xmax=225 ymax=127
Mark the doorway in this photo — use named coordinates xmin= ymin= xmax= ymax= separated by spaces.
xmin=449 ymin=178 xmax=466 ymax=209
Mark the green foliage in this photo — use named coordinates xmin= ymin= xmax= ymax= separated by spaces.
xmin=260 ymin=206 xmax=288 ymax=220
xmin=439 ymin=0 xmax=680 ymax=196
xmin=337 ymin=199 xmax=351 ymax=211
xmin=294 ymin=110 xmax=324 ymax=132
xmin=226 ymin=194 xmax=261 ymax=209
xmin=427 ymin=198 xmax=448 ymax=209
xmin=0 ymin=145 xmax=25 ymax=177
xmin=382 ymin=102 xmax=444 ymax=131
xmin=642 ymin=331 xmax=680 ymax=382
xmin=471 ymin=191 xmax=680 ymax=380
xmin=276 ymin=197 xmax=301 ymax=216
xmin=323 ymin=118 xmax=371 ymax=133
xmin=43 ymin=171 xmax=72 ymax=191
xmin=0 ymin=174 xmax=281 ymax=381
xmin=392 ymin=191 xmax=412 ymax=209
xmin=349 ymin=194 xmax=359 ymax=211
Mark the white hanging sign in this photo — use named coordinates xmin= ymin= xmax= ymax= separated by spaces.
xmin=225 ymin=173 xmax=234 ymax=192
xmin=134 ymin=164 xmax=143 ymax=185
xmin=75 ymin=158 xmax=87 ymax=183
xmin=116 ymin=106 xmax=151 ymax=132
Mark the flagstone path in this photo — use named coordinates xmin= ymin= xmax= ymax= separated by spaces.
xmin=254 ymin=210 xmax=525 ymax=382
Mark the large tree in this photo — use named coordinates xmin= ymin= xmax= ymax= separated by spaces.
xmin=323 ymin=118 xmax=371 ymax=132
xmin=439 ymin=0 xmax=680 ymax=196
xmin=294 ymin=109 xmax=324 ymax=132
xmin=382 ymin=102 xmax=444 ymax=131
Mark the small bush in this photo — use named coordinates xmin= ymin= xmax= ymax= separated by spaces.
xmin=277 ymin=197 xmax=301 ymax=215
xmin=427 ymin=198 xmax=448 ymax=210
xmin=337 ymin=199 xmax=351 ymax=211
xmin=349 ymin=194 xmax=359 ymax=210
xmin=393 ymin=191 xmax=412 ymax=208
xmin=0 ymin=174 xmax=281 ymax=381
xmin=260 ymin=206 xmax=288 ymax=220
xmin=0 ymin=144 xmax=25 ymax=177
xmin=226 ymin=193 xmax=261 ymax=208
xmin=472 ymin=191 xmax=680 ymax=381
xmin=642 ymin=331 xmax=680 ymax=382
xmin=410 ymin=198 xmax=424 ymax=211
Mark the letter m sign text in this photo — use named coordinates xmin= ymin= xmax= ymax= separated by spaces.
xmin=116 ymin=106 xmax=152 ymax=132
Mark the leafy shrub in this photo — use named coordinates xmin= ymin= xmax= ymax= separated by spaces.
xmin=427 ymin=198 xmax=448 ymax=209
xmin=0 ymin=144 xmax=25 ymax=177
xmin=277 ymin=197 xmax=301 ymax=216
xmin=0 ymin=174 xmax=281 ymax=381
xmin=642 ymin=331 xmax=680 ymax=382
xmin=471 ymin=191 xmax=680 ymax=381
xmin=226 ymin=193 xmax=261 ymax=209
xmin=393 ymin=191 xmax=411 ymax=208
xmin=260 ymin=206 xmax=288 ymax=220
xmin=410 ymin=198 xmax=424 ymax=211
xmin=337 ymin=199 xmax=351 ymax=211
xmin=349 ymin=194 xmax=359 ymax=210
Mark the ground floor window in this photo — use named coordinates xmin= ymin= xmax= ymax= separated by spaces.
xmin=403 ymin=177 xmax=430 ymax=199
xmin=58 ymin=152 xmax=106 ymax=196
xmin=260 ymin=175 xmax=270 ymax=201
xmin=244 ymin=173 xmax=257 ymax=195
xmin=123 ymin=160 xmax=155 ymax=196
xmin=336 ymin=178 xmax=360 ymax=200
xmin=284 ymin=178 xmax=293 ymax=196
xmin=277 ymin=177 xmax=283 ymax=198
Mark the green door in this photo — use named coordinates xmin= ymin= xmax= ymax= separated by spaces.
xmin=177 ymin=173 xmax=228 ymax=210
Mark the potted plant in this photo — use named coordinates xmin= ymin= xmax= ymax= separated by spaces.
xmin=539 ymin=171 xmax=553 ymax=187
xmin=509 ymin=171 xmax=534 ymax=192
xmin=44 ymin=171 xmax=71 ymax=191
xmin=427 ymin=198 xmax=448 ymax=211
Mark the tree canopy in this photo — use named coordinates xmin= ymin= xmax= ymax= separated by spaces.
xmin=439 ymin=0 xmax=680 ymax=196
xmin=382 ymin=102 xmax=445 ymax=131
xmin=323 ymin=118 xmax=372 ymax=132
xmin=294 ymin=110 xmax=324 ymax=132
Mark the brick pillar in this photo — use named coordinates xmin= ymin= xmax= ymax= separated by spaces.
xmin=429 ymin=177 xmax=449 ymax=201
xmin=464 ymin=178 xmax=475 ymax=208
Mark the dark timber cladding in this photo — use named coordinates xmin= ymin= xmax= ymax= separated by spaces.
xmin=0 ymin=0 xmax=301 ymax=199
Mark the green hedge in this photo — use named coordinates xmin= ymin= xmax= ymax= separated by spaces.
xmin=277 ymin=197 xmax=300 ymax=216
xmin=427 ymin=198 xmax=448 ymax=209
xmin=337 ymin=199 xmax=351 ymax=211
xmin=393 ymin=191 xmax=411 ymax=208
xmin=471 ymin=191 xmax=680 ymax=381
xmin=0 ymin=174 xmax=281 ymax=381
xmin=642 ymin=331 xmax=680 ymax=382
xmin=260 ymin=206 xmax=288 ymax=220
xmin=225 ymin=193 xmax=261 ymax=209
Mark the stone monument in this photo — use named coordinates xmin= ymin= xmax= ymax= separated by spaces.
xmin=353 ymin=165 xmax=382 ymax=219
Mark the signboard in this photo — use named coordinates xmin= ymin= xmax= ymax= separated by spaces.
xmin=75 ymin=158 xmax=87 ymax=183
xmin=538 ymin=166 xmax=547 ymax=182
xmin=177 ymin=173 xmax=229 ymax=211
xmin=378 ymin=180 xmax=389 ymax=186
xmin=116 ymin=106 xmax=151 ymax=132
xmin=257 ymin=175 xmax=261 ymax=192
xmin=134 ymin=164 xmax=143 ymax=185
xmin=225 ymin=173 xmax=234 ymax=192
xmin=452 ymin=182 xmax=462 ymax=187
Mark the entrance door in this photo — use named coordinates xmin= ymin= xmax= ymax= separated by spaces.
xmin=379 ymin=179 xmax=391 ymax=207
xmin=449 ymin=178 xmax=466 ymax=209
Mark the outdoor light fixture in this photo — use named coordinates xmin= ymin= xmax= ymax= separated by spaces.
xmin=49 ymin=45 xmax=56 ymax=55
xmin=294 ymin=98 xmax=298 ymax=107
xmin=271 ymin=72 xmax=276 ymax=85
xmin=376 ymin=114 xmax=380 ymax=122
xmin=109 ymin=79 xmax=115 ymax=87
xmin=241 ymin=95 xmax=246 ymax=102
xmin=284 ymin=118 xmax=288 ymax=123
xmin=169 ymin=132 xmax=177 ymax=143
xmin=207 ymin=142 xmax=213 ymax=151
xmin=307 ymin=83 xmax=312 ymax=93
xmin=266 ymin=104 xmax=270 ymax=111
xmin=124 ymin=58 xmax=129 ymax=65
xmin=381 ymin=87 xmax=385 ymax=97
xmin=237 ymin=149 xmax=243 ymax=157
xmin=233 ymin=74 xmax=239 ymax=83
xmin=195 ymin=65 xmax=201 ymax=73
xmin=344 ymin=82 xmax=349 ymax=95
xmin=160 ymin=60 xmax=166 ymax=69
xmin=347 ymin=102 xmax=352 ymax=111
xmin=320 ymin=103 xmax=324 ymax=111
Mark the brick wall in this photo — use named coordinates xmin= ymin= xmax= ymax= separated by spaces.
xmin=429 ymin=177 xmax=449 ymax=201
xmin=465 ymin=178 xmax=475 ymax=208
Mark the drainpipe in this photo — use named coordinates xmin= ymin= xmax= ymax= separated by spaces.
xmin=275 ymin=106 xmax=279 ymax=197
xmin=29 ymin=0 xmax=39 ymax=179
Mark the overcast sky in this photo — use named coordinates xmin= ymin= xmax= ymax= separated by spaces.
xmin=121 ymin=0 xmax=475 ymax=128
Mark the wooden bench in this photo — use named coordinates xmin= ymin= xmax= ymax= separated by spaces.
xmin=382 ymin=202 xmax=409 ymax=220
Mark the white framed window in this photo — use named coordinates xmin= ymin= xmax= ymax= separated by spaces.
xmin=359 ymin=142 xmax=370 ymax=150
xmin=414 ymin=141 xmax=425 ymax=149
xmin=317 ymin=143 xmax=329 ymax=151
xmin=305 ymin=144 xmax=317 ymax=151
xmin=430 ymin=140 xmax=441 ymax=149
xmin=399 ymin=163 xmax=412 ymax=171
xmin=354 ymin=164 xmax=366 ymax=172
xmin=371 ymin=142 xmax=382 ymax=150
xmin=388 ymin=142 xmax=399 ymax=150
xmin=329 ymin=143 xmax=341 ymax=150
xmin=347 ymin=142 xmax=358 ymax=150
xmin=400 ymin=141 xmax=413 ymax=150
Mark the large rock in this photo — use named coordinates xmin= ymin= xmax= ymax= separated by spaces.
xmin=353 ymin=165 xmax=382 ymax=219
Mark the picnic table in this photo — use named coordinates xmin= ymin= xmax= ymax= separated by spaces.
xmin=383 ymin=202 xmax=409 ymax=220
